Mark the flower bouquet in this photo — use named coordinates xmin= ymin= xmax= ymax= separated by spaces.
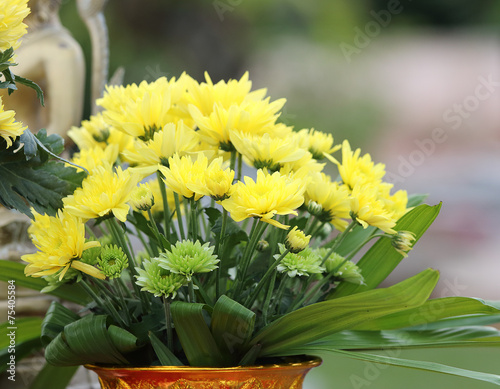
xmin=1 ymin=2 xmax=500 ymax=388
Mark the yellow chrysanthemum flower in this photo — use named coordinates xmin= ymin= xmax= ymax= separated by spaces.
xmin=185 ymin=71 xmax=267 ymax=116
xmin=159 ymin=154 xmax=208 ymax=201
xmin=230 ymin=131 xmax=306 ymax=171
xmin=186 ymin=157 xmax=234 ymax=201
xmin=297 ymin=128 xmax=341 ymax=160
xmin=285 ymin=226 xmax=311 ymax=253
xmin=69 ymin=144 xmax=119 ymax=172
xmin=22 ymin=209 xmax=103 ymax=281
xmin=123 ymin=121 xmax=200 ymax=176
xmin=378 ymin=183 xmax=409 ymax=221
xmin=0 ymin=96 xmax=26 ymax=148
xmin=221 ymin=170 xmax=305 ymax=229
xmin=350 ymin=184 xmax=397 ymax=234
xmin=63 ymin=164 xmax=139 ymax=222
xmin=189 ymin=98 xmax=285 ymax=150
xmin=130 ymin=182 xmax=154 ymax=212
xmin=0 ymin=0 xmax=30 ymax=51
xmin=99 ymin=75 xmax=191 ymax=140
xmin=280 ymin=152 xmax=325 ymax=180
xmin=329 ymin=140 xmax=386 ymax=189
xmin=68 ymin=113 xmax=134 ymax=154
xmin=305 ymin=173 xmax=351 ymax=231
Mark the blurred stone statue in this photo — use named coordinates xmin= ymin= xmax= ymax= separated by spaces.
xmin=0 ymin=0 xmax=110 ymax=254
xmin=2 ymin=0 xmax=109 ymax=139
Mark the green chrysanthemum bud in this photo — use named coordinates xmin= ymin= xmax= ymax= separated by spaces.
xmin=275 ymin=243 xmax=325 ymax=278
xmin=130 ymin=182 xmax=154 ymax=211
xmin=135 ymin=259 xmax=186 ymax=298
xmin=97 ymin=245 xmax=129 ymax=279
xmin=319 ymin=249 xmax=364 ymax=285
xmin=285 ymin=226 xmax=311 ymax=253
xmin=307 ymin=200 xmax=323 ymax=216
xmin=41 ymin=268 xmax=79 ymax=293
xmin=391 ymin=230 xmax=416 ymax=257
xmin=257 ymin=240 xmax=270 ymax=252
xmin=158 ymin=240 xmax=219 ymax=281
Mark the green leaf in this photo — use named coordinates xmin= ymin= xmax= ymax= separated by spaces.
xmin=250 ymin=269 xmax=440 ymax=357
xmin=0 ymin=261 xmax=91 ymax=305
xmin=329 ymin=203 xmax=441 ymax=299
xmin=29 ymin=364 xmax=79 ymax=389
xmin=323 ymin=349 xmax=500 ymax=386
xmin=44 ymin=315 xmax=129 ymax=366
xmin=148 ymin=331 xmax=183 ymax=366
xmin=286 ymin=327 xmax=500 ymax=354
xmin=170 ymin=301 xmax=226 ymax=366
xmin=20 ymin=129 xmax=39 ymax=159
xmin=0 ymin=318 xmax=43 ymax=372
xmin=210 ymin=295 xmax=255 ymax=362
xmin=354 ymin=297 xmax=500 ymax=331
xmin=108 ymin=325 xmax=139 ymax=354
xmin=41 ymin=301 xmax=81 ymax=346
xmin=14 ymin=74 xmax=44 ymax=105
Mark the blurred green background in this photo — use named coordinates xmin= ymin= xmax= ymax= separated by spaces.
xmin=56 ymin=1 xmax=500 ymax=387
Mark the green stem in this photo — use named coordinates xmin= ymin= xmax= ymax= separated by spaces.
xmin=173 ymin=192 xmax=186 ymax=241
xmin=193 ymin=276 xmax=213 ymax=306
xmin=230 ymin=150 xmax=237 ymax=172
xmin=136 ymin=227 xmax=157 ymax=258
xmin=234 ymin=219 xmax=267 ymax=297
xmin=237 ymin=151 xmax=243 ymax=181
xmin=262 ymin=272 xmax=277 ymax=325
xmin=289 ymin=274 xmax=333 ymax=311
xmin=215 ymin=209 xmax=228 ymax=300
xmin=320 ymin=220 xmax=357 ymax=266
xmin=244 ymin=248 xmax=290 ymax=308
xmin=188 ymin=280 xmax=195 ymax=303
xmin=147 ymin=209 xmax=168 ymax=252
xmin=156 ymin=171 xmax=171 ymax=242
xmin=345 ymin=233 xmax=386 ymax=261
xmin=268 ymin=276 xmax=288 ymax=318
xmin=163 ymin=297 xmax=173 ymax=352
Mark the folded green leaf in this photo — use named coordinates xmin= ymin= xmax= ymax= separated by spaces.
xmin=329 ymin=203 xmax=441 ymax=299
xmin=354 ymin=297 xmax=500 ymax=331
xmin=0 ymin=261 xmax=91 ymax=305
xmin=41 ymin=301 xmax=81 ymax=346
xmin=210 ymin=295 xmax=255 ymax=362
xmin=171 ymin=301 xmax=226 ymax=366
xmin=44 ymin=315 xmax=129 ymax=366
xmin=251 ymin=268 xmax=439 ymax=357
xmin=323 ymin=349 xmax=500 ymax=386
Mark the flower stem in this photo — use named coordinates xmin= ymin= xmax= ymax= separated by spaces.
xmin=320 ymin=220 xmax=357 ymax=266
xmin=173 ymin=192 xmax=185 ymax=241
xmin=214 ymin=209 xmax=228 ymax=300
xmin=243 ymin=248 xmax=290 ymax=308
xmin=157 ymin=171 xmax=171 ymax=242
xmin=163 ymin=297 xmax=173 ymax=352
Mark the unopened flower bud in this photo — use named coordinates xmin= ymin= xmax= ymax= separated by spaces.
xmin=285 ymin=226 xmax=311 ymax=253
xmin=257 ymin=240 xmax=269 ymax=252
xmin=307 ymin=200 xmax=323 ymax=216
xmin=391 ymin=230 xmax=416 ymax=257
xmin=130 ymin=183 xmax=154 ymax=211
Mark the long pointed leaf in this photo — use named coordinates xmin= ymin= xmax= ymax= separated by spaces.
xmin=354 ymin=297 xmax=500 ymax=331
xmin=329 ymin=203 xmax=441 ymax=299
xmin=148 ymin=332 xmax=183 ymax=366
xmin=170 ymin=302 xmax=226 ymax=366
xmin=251 ymin=268 xmax=439 ymax=356
xmin=41 ymin=301 xmax=80 ymax=346
xmin=324 ymin=349 xmax=500 ymax=386
xmin=282 ymin=327 xmax=500 ymax=354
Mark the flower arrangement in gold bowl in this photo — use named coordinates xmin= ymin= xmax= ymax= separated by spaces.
xmin=1 ymin=2 xmax=500 ymax=388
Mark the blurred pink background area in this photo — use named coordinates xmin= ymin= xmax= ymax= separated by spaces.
xmin=248 ymin=32 xmax=500 ymax=300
